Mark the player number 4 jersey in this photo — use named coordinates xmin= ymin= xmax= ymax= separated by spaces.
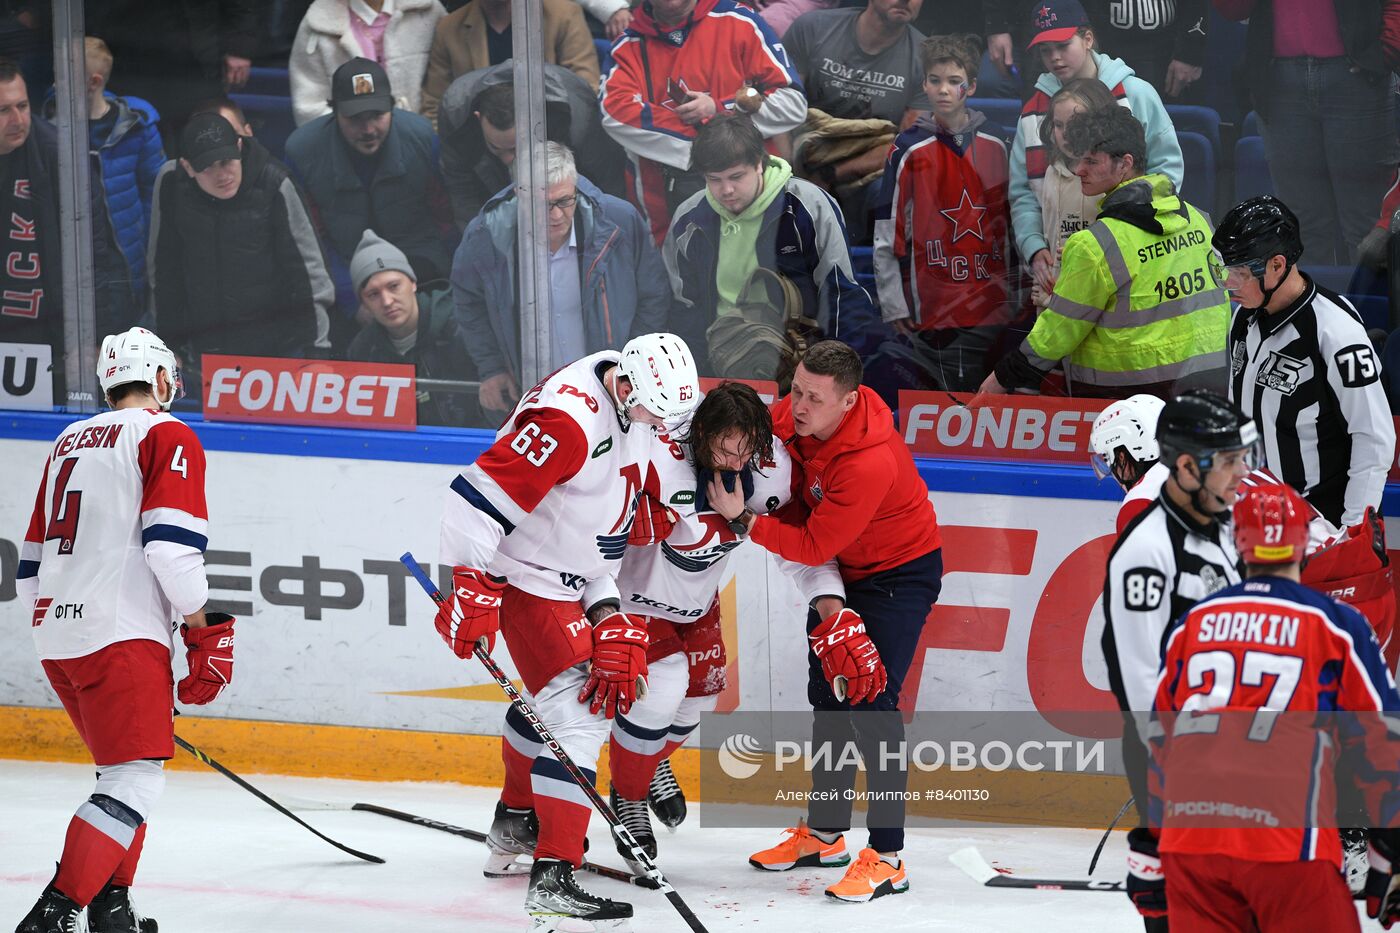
xmin=18 ymin=407 xmax=210 ymax=661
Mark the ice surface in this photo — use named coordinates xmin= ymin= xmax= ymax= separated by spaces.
xmin=0 ymin=759 xmax=1364 ymax=932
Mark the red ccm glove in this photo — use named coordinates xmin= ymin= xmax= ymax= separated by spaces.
xmin=436 ymin=566 xmax=508 ymax=657
xmin=178 ymin=612 xmax=236 ymax=705
xmin=628 ymin=492 xmax=678 ymax=547
xmin=808 ymin=608 xmax=886 ymax=704
xmin=578 ymin=611 xmax=649 ymax=718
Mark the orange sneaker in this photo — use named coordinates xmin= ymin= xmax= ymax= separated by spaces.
xmin=824 ymin=848 xmax=909 ymax=902
xmin=748 ymin=824 xmax=850 ymax=871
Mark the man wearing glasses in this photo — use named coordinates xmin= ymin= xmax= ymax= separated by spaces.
xmin=453 ymin=140 xmax=672 ymax=423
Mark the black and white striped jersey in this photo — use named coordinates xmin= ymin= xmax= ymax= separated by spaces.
xmin=1228 ymin=278 xmax=1394 ymax=530
xmin=1101 ymin=493 xmax=1242 ymax=712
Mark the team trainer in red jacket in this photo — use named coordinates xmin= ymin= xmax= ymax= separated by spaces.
xmin=708 ymin=339 xmax=943 ymax=903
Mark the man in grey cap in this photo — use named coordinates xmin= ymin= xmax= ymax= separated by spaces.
xmin=284 ymin=57 xmax=455 ymax=324
xmin=346 ymin=228 xmax=485 ymax=427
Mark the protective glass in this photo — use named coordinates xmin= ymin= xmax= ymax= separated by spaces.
xmin=1090 ymin=451 xmax=1114 ymax=481
xmin=1209 ymin=251 xmax=1268 ymax=291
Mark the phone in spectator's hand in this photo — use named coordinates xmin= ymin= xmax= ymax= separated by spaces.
xmin=668 ymin=78 xmax=693 ymax=106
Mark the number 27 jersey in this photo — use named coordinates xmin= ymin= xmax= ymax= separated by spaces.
xmin=18 ymin=407 xmax=210 ymax=661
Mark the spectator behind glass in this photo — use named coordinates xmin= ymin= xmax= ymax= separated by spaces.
xmin=88 ymin=0 xmax=259 ymax=148
xmin=284 ymin=58 xmax=456 ymax=329
xmin=1010 ymin=0 xmax=1182 ymax=308
xmin=190 ymin=97 xmax=254 ymax=139
xmin=600 ymin=0 xmax=808 ymax=243
xmin=290 ymin=0 xmax=447 ymax=126
xmin=1213 ymin=0 xmax=1398 ymax=264
xmin=51 ymin=37 xmax=166 ymax=336
xmin=984 ymin=105 xmax=1227 ymax=399
xmin=438 ymin=64 xmax=626 ymax=228
xmin=0 ymin=57 xmax=114 ymax=403
xmin=346 ymin=228 xmax=486 ymax=427
xmin=418 ymin=0 xmax=600 ymax=126
xmin=871 ymin=35 xmax=1010 ymax=393
xmin=1029 ymin=77 xmax=1116 ymax=308
xmin=1080 ymin=0 xmax=1207 ymax=100
xmin=451 ymin=141 xmax=671 ymax=421
xmin=148 ymin=113 xmax=334 ymax=380
xmin=663 ymin=114 xmax=878 ymax=379
xmin=783 ymin=0 xmax=932 ymax=238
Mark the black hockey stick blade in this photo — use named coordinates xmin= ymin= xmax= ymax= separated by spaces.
xmin=1087 ymin=795 xmax=1135 ymax=876
xmin=401 ymin=552 xmax=709 ymax=933
xmin=350 ymin=802 xmax=649 ymax=886
xmin=173 ymin=734 xmax=386 ymax=864
xmin=950 ymin=846 xmax=1124 ymax=893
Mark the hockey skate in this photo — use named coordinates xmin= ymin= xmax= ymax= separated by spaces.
xmin=526 ymin=858 xmax=632 ymax=932
xmin=484 ymin=800 xmax=539 ymax=878
xmin=14 ymin=881 xmax=82 ymax=933
xmin=647 ymin=759 xmax=686 ymax=830
xmin=86 ymin=883 xmax=158 ymax=933
xmin=609 ymin=783 xmax=657 ymax=875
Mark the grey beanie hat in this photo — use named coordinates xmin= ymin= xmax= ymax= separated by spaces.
xmin=350 ymin=228 xmax=415 ymax=294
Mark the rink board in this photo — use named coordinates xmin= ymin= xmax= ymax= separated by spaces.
xmin=3 ymin=412 xmax=1398 ymax=790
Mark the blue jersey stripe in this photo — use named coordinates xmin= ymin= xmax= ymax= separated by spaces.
xmin=451 ymin=474 xmax=516 ymax=535
xmin=16 ymin=559 xmax=38 ymax=579
xmin=141 ymin=524 xmax=209 ymax=552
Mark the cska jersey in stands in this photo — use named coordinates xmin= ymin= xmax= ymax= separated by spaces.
xmin=440 ymin=351 xmax=668 ymax=607
xmin=1150 ymin=575 xmax=1400 ymax=867
xmin=872 ymin=112 xmax=1010 ymax=332
xmin=18 ymin=408 xmax=209 ymax=661
xmin=619 ymin=437 xmax=843 ymax=624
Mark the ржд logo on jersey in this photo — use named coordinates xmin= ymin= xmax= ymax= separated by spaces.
xmin=1255 ymin=351 xmax=1307 ymax=395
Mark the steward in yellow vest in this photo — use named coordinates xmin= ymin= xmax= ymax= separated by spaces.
xmin=983 ymin=106 xmax=1229 ymax=399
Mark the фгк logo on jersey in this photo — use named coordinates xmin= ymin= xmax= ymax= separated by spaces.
xmin=1256 ymin=351 xmax=1308 ymax=395
xmin=31 ymin=596 xmax=53 ymax=627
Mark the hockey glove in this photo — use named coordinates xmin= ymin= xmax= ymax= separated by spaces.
xmin=177 ymin=612 xmax=235 ymax=706
xmin=1125 ymin=827 xmax=1167 ymax=919
xmin=436 ymin=566 xmax=508 ymax=658
xmin=1366 ymin=830 xmax=1400 ymax=928
xmin=579 ymin=611 xmax=649 ymax=719
xmin=808 ymin=608 xmax=886 ymax=705
xmin=628 ymin=493 xmax=678 ymax=547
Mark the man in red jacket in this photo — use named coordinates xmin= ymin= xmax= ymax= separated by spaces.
xmin=708 ymin=339 xmax=943 ymax=902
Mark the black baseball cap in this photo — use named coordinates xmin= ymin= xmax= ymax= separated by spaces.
xmin=330 ymin=58 xmax=394 ymax=116
xmin=181 ymin=113 xmax=241 ymax=172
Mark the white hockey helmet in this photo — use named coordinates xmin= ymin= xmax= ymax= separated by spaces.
xmin=618 ymin=332 xmax=700 ymax=427
xmin=98 ymin=326 xmax=182 ymax=410
xmin=1089 ymin=393 xmax=1165 ymax=480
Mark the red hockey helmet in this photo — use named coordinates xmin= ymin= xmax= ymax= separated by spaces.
xmin=1233 ymin=480 xmax=1309 ymax=564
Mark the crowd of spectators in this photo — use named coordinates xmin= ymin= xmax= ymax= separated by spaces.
xmin=3 ymin=0 xmax=1400 ymax=427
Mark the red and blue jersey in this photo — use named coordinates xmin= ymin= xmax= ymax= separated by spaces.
xmin=1150 ymin=575 xmax=1400 ymax=865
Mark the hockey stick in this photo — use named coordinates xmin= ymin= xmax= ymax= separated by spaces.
xmin=401 ymin=552 xmax=711 ymax=933
xmin=950 ymin=846 xmax=1125 ymax=893
xmin=172 ymin=733 xmax=386 ymax=864
xmin=1087 ymin=796 xmax=1134 ymax=876
xmin=350 ymin=802 xmax=645 ymax=886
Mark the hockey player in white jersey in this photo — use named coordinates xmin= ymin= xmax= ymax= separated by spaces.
xmin=602 ymin=382 xmax=845 ymax=871
xmin=436 ymin=333 xmax=701 ymax=929
xmin=1089 ymin=394 xmax=1168 ymax=535
xmin=14 ymin=327 xmax=235 ymax=933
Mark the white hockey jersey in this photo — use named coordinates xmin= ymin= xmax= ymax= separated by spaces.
xmin=619 ymin=439 xmax=845 ymax=624
xmin=440 ymin=351 xmax=668 ymax=604
xmin=18 ymin=408 xmax=210 ymax=661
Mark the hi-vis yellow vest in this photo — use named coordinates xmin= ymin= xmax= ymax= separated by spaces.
xmin=1023 ymin=174 xmax=1229 ymax=389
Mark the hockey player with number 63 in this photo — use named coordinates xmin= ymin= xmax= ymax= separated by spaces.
xmin=14 ymin=327 xmax=235 ymax=933
xmin=435 ymin=333 xmax=701 ymax=929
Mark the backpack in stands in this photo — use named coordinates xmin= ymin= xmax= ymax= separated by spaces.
xmin=705 ymin=268 xmax=820 ymax=393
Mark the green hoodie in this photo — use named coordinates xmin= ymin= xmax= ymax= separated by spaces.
xmin=709 ymin=156 xmax=793 ymax=316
